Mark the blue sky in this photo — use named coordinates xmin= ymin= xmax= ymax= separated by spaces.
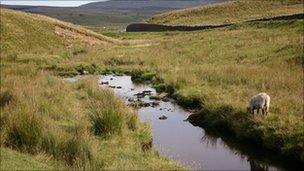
xmin=1 ymin=0 xmax=108 ymax=7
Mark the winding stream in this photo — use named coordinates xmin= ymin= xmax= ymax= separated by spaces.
xmin=97 ymin=74 xmax=291 ymax=170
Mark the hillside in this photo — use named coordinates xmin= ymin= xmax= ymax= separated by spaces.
xmin=0 ymin=9 xmax=117 ymax=55
xmin=147 ymin=0 xmax=303 ymax=25
xmin=0 ymin=9 xmax=182 ymax=170
xmin=2 ymin=0 xmax=225 ymax=29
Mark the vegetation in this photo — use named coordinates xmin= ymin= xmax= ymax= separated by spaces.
xmin=147 ymin=0 xmax=303 ymax=25
xmin=57 ymin=19 xmax=304 ymax=162
xmin=0 ymin=148 xmax=67 ymax=170
xmin=1 ymin=9 xmax=117 ymax=55
xmin=1 ymin=0 xmax=304 ymax=168
xmin=0 ymin=9 xmax=182 ymax=170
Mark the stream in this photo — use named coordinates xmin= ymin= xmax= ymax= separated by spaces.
xmin=96 ymin=74 xmax=293 ymax=171
xmin=65 ymin=74 xmax=295 ymax=170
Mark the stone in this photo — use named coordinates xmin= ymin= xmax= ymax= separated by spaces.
xmin=162 ymin=97 xmax=170 ymax=102
xmin=151 ymin=101 xmax=160 ymax=107
xmin=139 ymin=102 xmax=151 ymax=107
xmin=142 ymin=90 xmax=152 ymax=95
xmin=100 ymin=81 xmax=109 ymax=85
xmin=159 ymin=115 xmax=168 ymax=120
xmin=149 ymin=96 xmax=161 ymax=100
xmin=134 ymin=92 xmax=145 ymax=98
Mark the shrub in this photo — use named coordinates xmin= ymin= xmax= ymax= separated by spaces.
xmin=0 ymin=90 xmax=13 ymax=107
xmin=41 ymin=132 xmax=60 ymax=158
xmin=72 ymin=49 xmax=87 ymax=56
xmin=59 ymin=135 xmax=94 ymax=167
xmin=104 ymin=57 xmax=134 ymax=66
xmin=173 ymin=92 xmax=202 ymax=109
xmin=90 ymin=108 xmax=123 ymax=136
xmin=153 ymin=83 xmax=175 ymax=95
xmin=5 ymin=112 xmax=43 ymax=153
xmin=126 ymin=112 xmax=138 ymax=131
xmin=130 ymin=70 xmax=156 ymax=83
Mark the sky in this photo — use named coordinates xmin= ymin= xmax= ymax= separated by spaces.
xmin=0 ymin=0 xmax=108 ymax=7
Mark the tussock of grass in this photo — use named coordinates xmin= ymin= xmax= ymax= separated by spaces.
xmin=0 ymin=90 xmax=13 ymax=107
xmin=147 ymin=0 xmax=303 ymax=25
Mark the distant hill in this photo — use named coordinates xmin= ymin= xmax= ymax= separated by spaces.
xmin=147 ymin=0 xmax=304 ymax=25
xmin=2 ymin=0 xmax=225 ymax=28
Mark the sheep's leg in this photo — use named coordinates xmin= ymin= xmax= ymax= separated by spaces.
xmin=262 ymin=108 xmax=265 ymax=115
xmin=257 ymin=108 xmax=260 ymax=114
xmin=251 ymin=108 xmax=255 ymax=115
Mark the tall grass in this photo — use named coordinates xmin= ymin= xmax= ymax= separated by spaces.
xmin=0 ymin=62 xmax=178 ymax=169
xmin=79 ymin=79 xmax=138 ymax=136
xmin=0 ymin=90 xmax=13 ymax=107
xmin=90 ymin=108 xmax=124 ymax=136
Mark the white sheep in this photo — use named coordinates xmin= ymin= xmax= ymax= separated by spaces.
xmin=247 ymin=92 xmax=270 ymax=115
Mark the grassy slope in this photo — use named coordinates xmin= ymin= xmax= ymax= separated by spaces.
xmin=59 ymin=15 xmax=304 ymax=164
xmin=0 ymin=148 xmax=67 ymax=170
xmin=0 ymin=8 xmax=117 ymax=55
xmin=0 ymin=9 xmax=182 ymax=170
xmin=147 ymin=0 xmax=304 ymax=25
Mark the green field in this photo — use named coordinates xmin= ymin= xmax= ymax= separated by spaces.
xmin=1 ymin=0 xmax=304 ymax=169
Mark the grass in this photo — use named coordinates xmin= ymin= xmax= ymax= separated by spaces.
xmin=0 ymin=9 xmax=183 ymax=170
xmin=0 ymin=147 xmax=67 ymax=170
xmin=53 ymin=19 xmax=303 ymax=162
xmin=0 ymin=8 xmax=117 ymax=55
xmin=1 ymin=1 xmax=304 ymax=169
xmin=147 ymin=0 xmax=304 ymax=25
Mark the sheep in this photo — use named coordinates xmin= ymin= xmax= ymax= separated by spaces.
xmin=247 ymin=92 xmax=270 ymax=115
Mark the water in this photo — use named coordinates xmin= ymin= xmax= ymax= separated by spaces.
xmin=96 ymin=74 xmax=292 ymax=170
